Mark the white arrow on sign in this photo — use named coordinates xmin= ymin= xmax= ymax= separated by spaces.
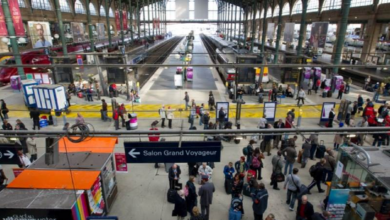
xmin=4 ymin=150 xmax=14 ymax=159
xmin=128 ymin=149 xmax=140 ymax=158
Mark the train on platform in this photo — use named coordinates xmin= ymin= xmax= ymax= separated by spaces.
xmin=0 ymin=36 xmax=146 ymax=84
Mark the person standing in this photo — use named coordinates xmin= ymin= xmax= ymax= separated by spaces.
xmin=113 ymin=107 xmax=120 ymax=130
xmin=336 ymin=82 xmax=345 ymax=99
xmin=328 ymin=108 xmax=335 ymax=127
xmin=198 ymin=176 xmax=215 ymax=220
xmin=244 ymin=140 xmax=256 ymax=165
xmin=101 ymin=99 xmax=111 ymax=122
xmin=309 ymin=133 xmax=318 ymax=160
xmin=173 ymin=190 xmax=187 ymax=220
xmin=199 ymin=103 xmax=205 ymax=126
xmin=315 ymin=78 xmax=321 ymax=94
xmin=296 ymin=195 xmax=314 ymax=220
xmin=184 ymin=92 xmax=190 ymax=110
xmin=203 ymin=112 xmax=210 ymax=129
xmin=307 ymin=80 xmax=313 ymax=95
xmin=297 ymin=88 xmax=306 ymax=105
xmin=273 ymin=119 xmax=285 ymax=149
xmin=373 ymin=83 xmax=383 ymax=102
xmin=284 ymin=168 xmax=302 ymax=211
xmin=345 ymin=102 xmax=353 ymax=125
xmin=346 ymin=77 xmax=352 ymax=93
xmin=357 ymin=95 xmax=364 ymax=114
xmin=301 ymin=139 xmax=311 ymax=168
xmin=282 ymin=142 xmax=298 ymax=175
xmin=323 ymin=149 xmax=336 ymax=183
xmin=218 ymin=107 xmax=226 ymax=129
xmin=169 ymin=164 xmax=181 ymax=190
xmin=185 ymin=176 xmax=198 ymax=216
xmin=272 ymin=85 xmax=278 ymax=102
xmin=167 ymin=106 xmax=175 ymax=129
xmin=208 ymin=92 xmax=215 ymax=111
xmin=29 ymin=108 xmax=40 ymax=130
xmin=17 ymin=149 xmax=31 ymax=168
xmin=252 ymin=147 xmax=264 ymax=180
xmin=159 ymin=105 xmax=167 ymax=128
xmin=0 ymin=99 xmax=9 ymax=120
xmin=307 ymin=159 xmax=326 ymax=194
xmin=66 ymin=91 xmax=71 ymax=107
xmin=271 ymin=151 xmax=284 ymax=190
xmin=189 ymin=105 xmax=196 ymax=129
xmin=198 ymin=163 xmax=213 ymax=182
xmin=251 ymin=183 xmax=269 ymax=220
xmin=235 ymin=156 xmax=249 ymax=176
xmin=118 ymin=104 xmax=127 ymax=127
xmin=26 ymin=136 xmax=37 ymax=162
xmin=224 ymin=162 xmax=235 ymax=180
xmin=86 ymin=87 xmax=93 ymax=102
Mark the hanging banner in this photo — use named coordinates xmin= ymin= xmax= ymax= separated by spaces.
xmin=115 ymin=153 xmax=128 ymax=173
xmin=115 ymin=10 xmax=120 ymax=31
xmin=283 ymin=23 xmax=295 ymax=43
xmin=9 ymin=0 xmax=25 ymax=36
xmin=28 ymin=21 xmax=53 ymax=48
xmin=310 ymin=22 xmax=329 ymax=48
xmin=122 ymin=10 xmax=127 ymax=31
xmin=0 ymin=5 xmax=8 ymax=36
xmin=71 ymin=22 xmax=87 ymax=42
xmin=327 ymin=189 xmax=350 ymax=220
xmin=216 ymin=102 xmax=229 ymax=122
xmin=96 ymin=23 xmax=105 ymax=40
xmin=266 ymin=23 xmax=275 ymax=41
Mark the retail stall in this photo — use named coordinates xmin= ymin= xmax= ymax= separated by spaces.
xmin=328 ymin=146 xmax=390 ymax=220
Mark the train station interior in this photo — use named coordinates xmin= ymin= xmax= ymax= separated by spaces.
xmin=0 ymin=0 xmax=390 ymax=219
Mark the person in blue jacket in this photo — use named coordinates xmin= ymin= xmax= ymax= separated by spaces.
xmin=224 ymin=162 xmax=235 ymax=180
xmin=251 ymin=183 xmax=269 ymax=220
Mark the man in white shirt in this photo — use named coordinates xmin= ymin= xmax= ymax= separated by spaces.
xmin=297 ymin=88 xmax=306 ymax=105
xmin=17 ymin=149 xmax=31 ymax=168
xmin=198 ymin=162 xmax=213 ymax=182
xmin=258 ymin=116 xmax=267 ymax=129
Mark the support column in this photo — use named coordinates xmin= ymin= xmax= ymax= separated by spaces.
xmin=147 ymin=0 xmax=151 ymax=37
xmin=250 ymin=1 xmax=257 ymax=52
xmin=53 ymin=0 xmax=68 ymax=55
xmin=238 ymin=5 xmax=243 ymax=48
xmin=260 ymin=0 xmax=268 ymax=53
xmin=233 ymin=2 xmax=238 ymax=41
xmin=229 ymin=3 xmax=234 ymax=41
xmin=86 ymin=0 xmax=95 ymax=51
xmin=137 ymin=0 xmax=141 ymax=39
xmin=129 ymin=2 xmax=134 ymax=41
xmin=1 ymin=0 xmax=24 ymax=78
xmin=105 ymin=0 xmax=112 ymax=47
xmin=223 ymin=2 xmax=226 ymax=37
xmin=274 ymin=0 xmax=283 ymax=63
xmin=119 ymin=0 xmax=124 ymax=45
xmin=296 ymin=0 xmax=308 ymax=56
xmin=143 ymin=0 xmax=146 ymax=38
xmin=360 ymin=19 xmax=381 ymax=63
xmin=244 ymin=7 xmax=249 ymax=43
xmin=154 ymin=0 xmax=157 ymax=36
xmin=333 ymin=0 xmax=351 ymax=74
xmin=226 ymin=3 xmax=230 ymax=41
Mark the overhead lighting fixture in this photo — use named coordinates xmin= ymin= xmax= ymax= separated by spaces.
xmin=298 ymin=67 xmax=302 ymax=70
xmin=75 ymin=67 xmax=80 ymax=70
xmin=341 ymin=67 xmax=345 ymax=70
xmin=384 ymin=67 xmax=388 ymax=70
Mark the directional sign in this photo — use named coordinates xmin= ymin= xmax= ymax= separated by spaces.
xmin=124 ymin=141 xmax=222 ymax=163
xmin=0 ymin=145 xmax=19 ymax=165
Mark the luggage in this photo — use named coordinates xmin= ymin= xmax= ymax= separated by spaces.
xmin=315 ymin=141 xmax=326 ymax=159
xmin=247 ymin=169 xmax=256 ymax=182
xmin=151 ymin=120 xmax=159 ymax=126
xmin=243 ymin=183 xmax=252 ymax=197
xmin=322 ymin=91 xmax=327 ymax=98
xmin=225 ymin=179 xmax=233 ymax=194
xmin=259 ymin=96 xmax=264 ymax=103
xmin=189 ymin=126 xmax=197 ymax=130
xmin=327 ymin=90 xmax=332 ymax=97
xmin=125 ymin=121 xmax=131 ymax=130
xmin=167 ymin=188 xmax=177 ymax=203
xmin=225 ymin=121 xmax=233 ymax=129
xmin=229 ymin=197 xmax=243 ymax=220
xmin=297 ymin=150 xmax=302 ymax=164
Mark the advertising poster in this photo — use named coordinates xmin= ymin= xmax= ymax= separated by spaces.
xmin=9 ymin=0 xmax=25 ymax=36
xmin=266 ymin=23 xmax=275 ymax=41
xmin=264 ymin=102 xmax=277 ymax=122
xmin=71 ymin=22 xmax=87 ymax=42
xmin=86 ymin=176 xmax=106 ymax=215
xmin=310 ymin=22 xmax=329 ymax=48
xmin=0 ymin=5 xmax=8 ymax=36
xmin=320 ymin=102 xmax=335 ymax=123
xmin=122 ymin=11 xmax=127 ymax=31
xmin=12 ymin=168 xmax=24 ymax=177
xmin=327 ymin=189 xmax=350 ymax=220
xmin=115 ymin=10 xmax=120 ymax=31
xmin=96 ymin=23 xmax=105 ymax=40
xmin=216 ymin=102 xmax=229 ymax=122
xmin=335 ymin=161 xmax=344 ymax=179
xmin=28 ymin=21 xmax=52 ymax=48
xmin=115 ymin=153 xmax=128 ymax=173
xmin=283 ymin=23 xmax=295 ymax=43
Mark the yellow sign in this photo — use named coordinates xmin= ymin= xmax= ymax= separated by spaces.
xmin=306 ymin=59 xmax=312 ymax=63
xmin=255 ymin=67 xmax=268 ymax=76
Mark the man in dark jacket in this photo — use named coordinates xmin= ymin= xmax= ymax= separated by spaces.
xmin=273 ymin=119 xmax=285 ymax=149
xmin=218 ymin=107 xmax=226 ymax=129
xmin=198 ymin=177 xmax=215 ymax=220
xmin=307 ymin=159 xmax=326 ymax=194
xmin=30 ymin=109 xmax=40 ymax=130
xmin=282 ymin=143 xmax=297 ymax=175
xmin=301 ymin=139 xmax=311 ymax=168
xmin=296 ymin=195 xmax=314 ymax=220
xmin=271 ymin=151 xmax=283 ymax=190
xmin=251 ymin=182 xmax=268 ymax=220
xmin=328 ymin=108 xmax=335 ymax=128
xmin=311 ymin=211 xmax=331 ymax=220
xmin=168 ymin=164 xmax=181 ymax=190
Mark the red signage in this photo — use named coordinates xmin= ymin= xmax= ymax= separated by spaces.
xmin=115 ymin=153 xmax=128 ymax=173
xmin=76 ymin=54 xmax=83 ymax=65
xmin=8 ymin=0 xmax=25 ymax=36
xmin=115 ymin=10 xmax=120 ymax=31
xmin=0 ymin=5 xmax=8 ymax=36
xmin=122 ymin=10 xmax=127 ymax=30
xmin=12 ymin=168 xmax=24 ymax=177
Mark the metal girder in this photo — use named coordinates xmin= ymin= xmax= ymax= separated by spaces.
xmin=98 ymin=0 xmax=104 ymax=16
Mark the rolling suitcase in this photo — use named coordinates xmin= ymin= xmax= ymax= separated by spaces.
xmin=225 ymin=179 xmax=233 ymax=194
xmin=167 ymin=188 xmax=177 ymax=203
xmin=243 ymin=183 xmax=251 ymax=197
xmin=315 ymin=141 xmax=326 ymax=159
xmin=259 ymin=96 xmax=264 ymax=103
xmin=322 ymin=91 xmax=327 ymax=98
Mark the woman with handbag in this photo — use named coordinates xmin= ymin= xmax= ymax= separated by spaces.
xmin=173 ymin=190 xmax=187 ymax=220
xmin=284 ymin=168 xmax=302 ymax=211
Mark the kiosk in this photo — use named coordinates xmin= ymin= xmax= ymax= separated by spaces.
xmin=21 ymin=79 xmax=39 ymax=108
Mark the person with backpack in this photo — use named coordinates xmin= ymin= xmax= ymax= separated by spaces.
xmin=323 ymin=149 xmax=336 ymax=183
xmin=251 ymin=147 xmax=264 ymax=180
xmin=251 ymin=183 xmax=269 ymax=220
xmin=271 ymin=151 xmax=284 ymax=190
xmin=244 ymin=140 xmax=256 ymax=165
xmin=307 ymin=159 xmax=326 ymax=194
xmin=202 ymin=112 xmax=210 ymax=129
xmin=229 ymin=194 xmax=244 ymax=220
xmin=185 ymin=176 xmax=197 ymax=216
xmin=284 ymin=168 xmax=302 ymax=211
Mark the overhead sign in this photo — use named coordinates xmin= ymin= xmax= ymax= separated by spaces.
xmin=216 ymin=102 xmax=229 ymax=122
xmin=0 ymin=145 xmax=19 ymax=165
xmin=124 ymin=141 xmax=222 ymax=163
xmin=263 ymin=102 xmax=277 ymax=123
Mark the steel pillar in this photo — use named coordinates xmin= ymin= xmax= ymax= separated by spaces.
xmin=260 ymin=0 xmax=268 ymax=53
xmin=53 ymin=0 xmax=68 ymax=55
xmin=333 ymin=0 xmax=351 ymax=74
xmin=250 ymin=0 xmax=257 ymax=52
xmin=273 ymin=0 xmax=283 ymax=63
xmin=105 ymin=0 xmax=112 ymax=47
xmin=86 ymin=0 xmax=95 ymax=52
xmin=296 ymin=0 xmax=308 ymax=56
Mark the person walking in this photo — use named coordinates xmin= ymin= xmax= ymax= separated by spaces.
xmin=0 ymin=99 xmax=9 ymax=120
xmin=327 ymin=108 xmax=335 ymax=127
xmin=218 ymin=107 xmax=226 ymax=129
xmin=167 ymin=106 xmax=175 ymax=129
xmin=307 ymin=80 xmax=313 ymax=95
xmin=189 ymin=105 xmax=196 ymax=129
xmin=307 ymin=159 xmax=326 ymax=194
xmin=198 ymin=163 xmax=213 ymax=182
xmin=101 ymin=99 xmax=111 ymax=122
xmin=199 ymin=104 xmax=205 ymax=126
xmin=284 ymin=168 xmax=302 ymax=211
xmin=198 ymin=176 xmax=215 ymax=220
xmin=282 ymin=142 xmax=297 ymax=175
xmin=296 ymin=195 xmax=314 ymax=220
xmin=323 ymin=148 xmax=336 ymax=183
xmin=159 ymin=105 xmax=167 ymax=128
xmin=309 ymin=133 xmax=318 ymax=160
xmin=271 ymin=151 xmax=284 ymax=190
xmin=169 ymin=164 xmax=181 ymax=190
xmin=301 ymin=139 xmax=311 ymax=168
xmin=26 ymin=136 xmax=37 ymax=162
xmin=29 ymin=108 xmax=40 ymax=130
xmin=184 ymin=92 xmax=190 ymax=110
xmin=252 ymin=147 xmax=264 ymax=180
xmin=208 ymin=91 xmax=215 ymax=111
xmin=336 ymin=82 xmax=345 ymax=99
xmin=297 ymin=88 xmax=306 ymax=106
xmin=251 ymin=183 xmax=269 ymax=220
xmin=244 ymin=140 xmax=256 ymax=165
xmin=364 ymin=76 xmax=370 ymax=90
xmin=173 ymin=190 xmax=187 ymax=220
xmin=118 ymin=104 xmax=126 ymax=127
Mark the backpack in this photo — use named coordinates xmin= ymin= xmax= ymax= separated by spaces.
xmin=243 ymin=146 xmax=248 ymax=156
xmin=309 ymin=165 xmax=318 ymax=177
xmin=252 ymin=156 xmax=260 ymax=168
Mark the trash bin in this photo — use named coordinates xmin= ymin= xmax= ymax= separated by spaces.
xmin=129 ymin=113 xmax=138 ymax=130
xmin=39 ymin=119 xmax=48 ymax=128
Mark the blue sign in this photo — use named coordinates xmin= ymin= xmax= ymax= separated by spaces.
xmin=124 ymin=141 xmax=222 ymax=163
xmin=0 ymin=144 xmax=20 ymax=165
xmin=87 ymin=217 xmax=118 ymax=220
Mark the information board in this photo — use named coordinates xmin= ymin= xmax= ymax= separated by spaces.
xmin=114 ymin=153 xmax=128 ymax=173
xmin=319 ymin=102 xmax=335 ymax=125
xmin=263 ymin=102 xmax=277 ymax=123
xmin=216 ymin=102 xmax=229 ymax=122
xmin=326 ymin=189 xmax=350 ymax=220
